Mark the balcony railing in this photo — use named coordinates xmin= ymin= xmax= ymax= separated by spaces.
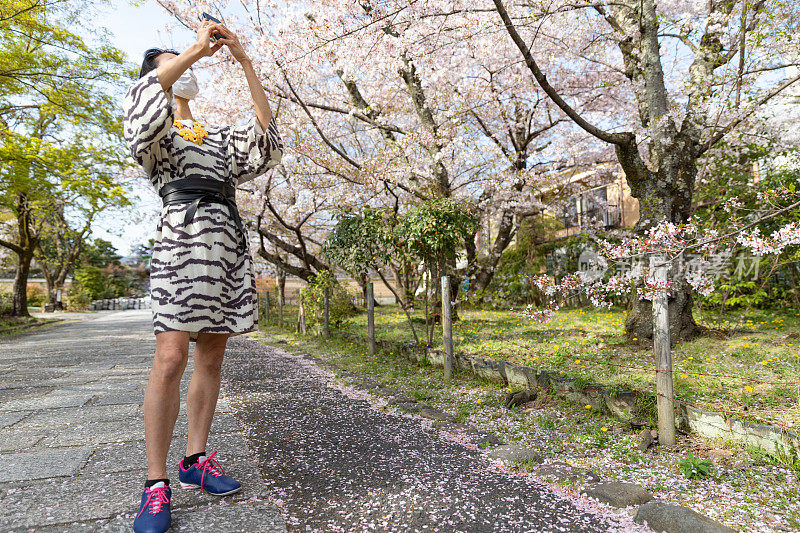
xmin=561 ymin=184 xmax=622 ymax=231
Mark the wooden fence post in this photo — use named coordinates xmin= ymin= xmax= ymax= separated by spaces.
xmin=367 ymin=282 xmax=375 ymax=356
xmin=323 ymin=287 xmax=330 ymax=340
xmin=297 ymin=293 xmax=307 ymax=335
xmin=442 ymin=275 xmax=454 ymax=380
xmin=277 ymin=284 xmax=284 ymax=329
xmin=653 ymin=254 xmax=676 ymax=446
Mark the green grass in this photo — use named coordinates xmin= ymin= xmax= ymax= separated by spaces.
xmin=0 ymin=315 xmax=61 ymax=337
xmin=260 ymin=303 xmax=800 ymax=429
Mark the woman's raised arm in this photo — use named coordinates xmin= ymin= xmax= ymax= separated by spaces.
xmin=213 ymin=25 xmax=275 ymax=131
xmin=213 ymin=24 xmax=283 ymax=183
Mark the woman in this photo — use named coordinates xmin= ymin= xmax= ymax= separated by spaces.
xmin=122 ymin=20 xmax=283 ymax=533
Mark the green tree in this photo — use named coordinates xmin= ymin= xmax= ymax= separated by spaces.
xmin=326 ymin=199 xmax=477 ymax=345
xmin=0 ymin=0 xmax=129 ymax=123
xmin=129 ymin=238 xmax=155 ymax=267
xmin=325 ymin=207 xmax=422 ymax=344
xmin=35 ymin=158 xmax=131 ymax=307
xmin=35 ymin=205 xmax=88 ymax=308
xmin=80 ymin=238 xmax=123 ymax=268
xmin=72 ymin=265 xmax=106 ymax=301
xmin=0 ymin=0 xmax=132 ymax=316
xmin=399 ymin=198 xmax=477 ymax=339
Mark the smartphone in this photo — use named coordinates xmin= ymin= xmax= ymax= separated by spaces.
xmin=200 ymin=12 xmax=223 ymax=42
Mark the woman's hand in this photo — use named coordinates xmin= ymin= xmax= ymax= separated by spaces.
xmin=155 ymin=22 xmax=223 ymax=93
xmin=214 ymin=25 xmax=250 ymax=64
xmin=194 ymin=21 xmax=225 ymax=59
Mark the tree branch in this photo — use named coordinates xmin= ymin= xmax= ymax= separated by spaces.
xmin=491 ymin=0 xmax=630 ymax=146
xmin=276 ymin=62 xmax=362 ymax=169
xmin=0 ymin=238 xmax=23 ymax=255
xmin=272 ymin=91 xmax=406 ymax=135
xmin=697 ymin=72 xmax=800 ymax=156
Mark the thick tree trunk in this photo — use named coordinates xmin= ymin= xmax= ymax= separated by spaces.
xmin=391 ymin=266 xmax=408 ymax=307
xmin=54 ymin=283 xmax=65 ymax=309
xmin=37 ymin=226 xmax=87 ymax=309
xmin=4 ymin=193 xmax=39 ymax=317
xmin=11 ymin=252 xmax=33 ymax=317
xmin=277 ymin=269 xmax=286 ymax=305
xmin=428 ymin=263 xmax=442 ymax=326
xmin=625 ymin=278 xmax=700 ymax=345
xmin=469 ymin=209 xmax=516 ymax=297
xmin=357 ymin=271 xmax=368 ymax=307
xmin=448 ymin=272 xmax=461 ymax=320
xmin=53 ymin=267 xmax=71 ymax=309
xmin=428 ymin=257 xmax=461 ymax=325
xmin=621 ymin=138 xmax=700 ymax=343
xmin=40 ymin=265 xmax=56 ymax=306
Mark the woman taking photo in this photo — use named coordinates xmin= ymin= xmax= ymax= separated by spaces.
xmin=122 ymin=20 xmax=283 ymax=533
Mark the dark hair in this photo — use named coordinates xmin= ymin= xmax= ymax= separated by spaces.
xmin=139 ymin=48 xmax=180 ymax=78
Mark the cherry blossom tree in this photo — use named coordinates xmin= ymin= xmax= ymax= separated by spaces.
xmin=154 ymin=0 xmax=590 ymax=310
xmin=149 ymin=0 xmax=800 ymax=340
xmin=490 ymin=0 xmax=800 ymax=341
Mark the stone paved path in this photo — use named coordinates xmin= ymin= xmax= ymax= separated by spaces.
xmin=0 ymin=311 xmax=285 ymax=532
xmin=222 ymin=336 xmax=619 ymax=533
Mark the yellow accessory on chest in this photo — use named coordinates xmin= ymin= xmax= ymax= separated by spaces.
xmin=173 ymin=120 xmax=208 ymax=145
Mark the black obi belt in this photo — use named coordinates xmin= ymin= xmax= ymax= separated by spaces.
xmin=158 ymin=177 xmax=244 ymax=239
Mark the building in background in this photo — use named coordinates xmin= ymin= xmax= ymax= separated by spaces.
xmin=542 ymin=163 xmax=640 ymax=240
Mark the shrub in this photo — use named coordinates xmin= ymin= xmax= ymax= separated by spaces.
xmin=680 ymin=453 xmax=715 ymax=480
xmin=64 ymin=284 xmax=91 ymax=311
xmin=299 ymin=270 xmax=358 ymax=331
xmin=73 ymin=266 xmax=106 ymax=300
xmin=26 ymin=284 xmax=46 ymax=307
xmin=0 ymin=291 xmax=13 ymax=315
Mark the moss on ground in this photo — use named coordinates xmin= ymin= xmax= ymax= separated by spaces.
xmin=0 ymin=316 xmax=62 ymax=337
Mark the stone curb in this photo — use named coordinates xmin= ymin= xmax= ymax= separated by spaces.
xmin=422 ymin=347 xmax=799 ymax=455
xmin=326 ymin=332 xmax=798 ymax=455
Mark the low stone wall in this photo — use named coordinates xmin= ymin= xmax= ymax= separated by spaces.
xmin=330 ymin=329 xmax=798 ymax=455
xmin=421 ymin=348 xmax=651 ymax=421
xmin=89 ymin=297 xmax=151 ymax=311
xmin=677 ymin=404 xmax=798 ymax=455
xmin=419 ymin=347 xmax=799 ymax=455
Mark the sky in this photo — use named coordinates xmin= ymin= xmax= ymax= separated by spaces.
xmin=90 ymin=0 xmax=195 ymax=256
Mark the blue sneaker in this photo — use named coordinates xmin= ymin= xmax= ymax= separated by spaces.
xmin=178 ymin=450 xmax=242 ymax=496
xmin=133 ymin=482 xmax=171 ymax=533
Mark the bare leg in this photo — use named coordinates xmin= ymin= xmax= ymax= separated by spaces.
xmin=185 ymin=332 xmax=230 ymax=456
xmin=144 ymin=331 xmax=190 ymax=479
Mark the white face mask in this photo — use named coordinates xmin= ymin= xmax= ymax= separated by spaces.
xmin=172 ymin=69 xmax=199 ymax=100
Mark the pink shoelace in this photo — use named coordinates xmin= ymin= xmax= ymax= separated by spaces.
xmin=197 ymin=450 xmax=226 ymax=490
xmin=137 ymin=485 xmax=169 ymax=518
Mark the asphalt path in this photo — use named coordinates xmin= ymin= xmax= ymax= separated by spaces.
xmin=222 ymin=335 xmax=620 ymax=533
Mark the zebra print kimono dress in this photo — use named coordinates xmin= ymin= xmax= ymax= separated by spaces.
xmin=122 ymin=70 xmax=284 ymax=341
